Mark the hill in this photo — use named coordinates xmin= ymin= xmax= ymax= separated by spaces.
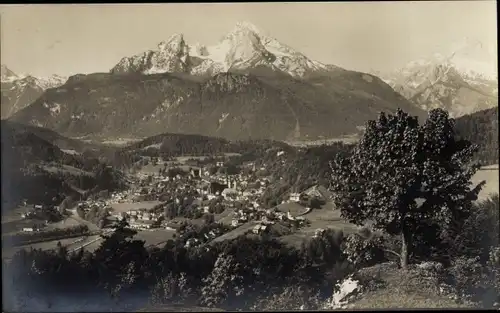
xmin=1 ymin=121 xmax=126 ymax=211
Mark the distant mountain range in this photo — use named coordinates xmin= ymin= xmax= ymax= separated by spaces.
xmin=372 ymin=38 xmax=498 ymax=118
xmin=4 ymin=25 xmax=496 ymax=141
xmin=1 ymin=65 xmax=67 ymax=119
xmin=6 ymin=22 xmax=425 ymax=141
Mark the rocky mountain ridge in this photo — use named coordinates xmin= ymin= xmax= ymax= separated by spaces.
xmin=1 ymin=65 xmax=67 ymax=119
xmin=374 ymin=38 xmax=498 ymax=117
xmin=111 ymin=22 xmax=332 ymax=78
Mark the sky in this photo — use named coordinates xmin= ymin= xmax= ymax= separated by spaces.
xmin=0 ymin=2 xmax=497 ymax=78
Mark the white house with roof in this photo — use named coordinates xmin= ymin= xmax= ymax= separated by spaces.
xmin=289 ymin=192 xmax=301 ymax=202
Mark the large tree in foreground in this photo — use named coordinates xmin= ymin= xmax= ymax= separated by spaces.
xmin=329 ymin=109 xmax=485 ymax=269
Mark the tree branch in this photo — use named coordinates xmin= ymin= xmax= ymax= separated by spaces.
xmin=383 ymin=249 xmax=401 ymax=258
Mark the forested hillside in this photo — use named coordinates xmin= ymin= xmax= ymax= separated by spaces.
xmin=454 ymin=107 xmax=498 ymax=165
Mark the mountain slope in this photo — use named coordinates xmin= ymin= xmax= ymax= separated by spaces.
xmin=454 ymin=106 xmax=498 ymax=165
xmin=9 ymin=69 xmax=425 ymax=141
xmin=1 ymin=65 xmax=67 ymax=119
xmin=377 ymin=38 xmax=498 ymax=117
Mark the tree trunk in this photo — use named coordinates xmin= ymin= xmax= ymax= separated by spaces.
xmin=400 ymin=227 xmax=411 ymax=270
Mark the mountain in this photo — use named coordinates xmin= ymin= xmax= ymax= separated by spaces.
xmin=1 ymin=65 xmax=67 ymax=119
xmin=111 ymin=22 xmax=332 ymax=78
xmin=454 ymin=106 xmax=498 ymax=165
xmin=9 ymin=22 xmax=426 ymax=141
xmin=1 ymin=65 xmax=20 ymax=82
xmin=376 ymin=38 xmax=498 ymax=118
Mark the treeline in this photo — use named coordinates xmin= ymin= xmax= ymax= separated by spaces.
xmin=454 ymin=107 xmax=498 ymax=166
xmin=3 ymin=225 xmax=90 ymax=247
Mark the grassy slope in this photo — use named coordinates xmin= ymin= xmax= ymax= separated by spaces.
xmin=346 ymin=263 xmax=477 ymax=309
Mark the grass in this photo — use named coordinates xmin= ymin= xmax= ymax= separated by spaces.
xmin=45 ymin=217 xmax=82 ymax=230
xmin=41 ymin=164 xmax=95 ymax=177
xmin=109 ymin=201 xmax=162 ymax=213
xmin=135 ymin=229 xmax=176 ymax=248
xmin=210 ymin=222 xmax=259 ymax=244
xmin=280 ymin=205 xmax=359 ymax=248
xmin=2 ymin=236 xmax=89 ymax=259
xmin=345 ymin=263 xmax=478 ymax=309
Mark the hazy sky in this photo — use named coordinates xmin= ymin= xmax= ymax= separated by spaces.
xmin=0 ymin=2 xmax=497 ymax=77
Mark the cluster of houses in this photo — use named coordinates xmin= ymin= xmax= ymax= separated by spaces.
xmin=77 ymin=199 xmax=110 ymax=213
xmin=110 ymin=209 xmax=162 ymax=230
xmin=184 ymin=227 xmax=224 ymax=248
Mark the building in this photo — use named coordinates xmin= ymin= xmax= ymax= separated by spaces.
xmin=289 ymin=193 xmax=301 ymax=202
xmin=253 ymin=224 xmax=268 ymax=234
xmin=190 ymin=168 xmax=201 ymax=178
xmin=208 ymin=182 xmax=228 ymax=195
xmin=221 ymin=188 xmax=238 ymax=200
xmin=303 ymin=185 xmax=333 ymax=202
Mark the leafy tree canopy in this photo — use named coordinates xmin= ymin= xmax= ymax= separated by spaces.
xmin=330 ymin=108 xmax=485 ymax=269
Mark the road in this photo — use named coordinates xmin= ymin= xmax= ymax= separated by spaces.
xmin=65 ymin=229 xmax=115 ymax=253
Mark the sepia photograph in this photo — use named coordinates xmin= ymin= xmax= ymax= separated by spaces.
xmin=1 ymin=2 xmax=498 ymax=311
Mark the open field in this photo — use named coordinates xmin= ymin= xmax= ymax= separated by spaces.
xmin=276 ymin=201 xmax=308 ymax=216
xmin=135 ymin=229 xmax=176 ymax=248
xmin=2 ymin=206 xmax=33 ymax=224
xmin=174 ymin=153 xmax=241 ymax=163
xmin=280 ymin=205 xmax=359 ymax=248
xmin=45 ymin=216 xmax=83 ymax=230
xmin=210 ymin=222 xmax=259 ymax=245
xmin=286 ymin=134 xmax=360 ymax=147
xmin=2 ymin=219 xmax=39 ymax=235
xmin=41 ymin=164 xmax=95 ymax=177
xmin=2 ymin=236 xmax=90 ymax=260
xmin=471 ymin=165 xmax=499 ymax=201
xmin=137 ymin=163 xmax=166 ymax=175
xmin=109 ymin=200 xmax=162 ymax=213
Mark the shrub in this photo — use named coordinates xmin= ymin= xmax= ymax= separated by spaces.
xmin=199 ymin=253 xmax=244 ymax=307
xmin=342 ymin=231 xmax=386 ymax=268
xmin=446 ymin=194 xmax=499 ymax=263
xmin=150 ymin=272 xmax=193 ymax=305
xmin=447 ymin=256 xmax=489 ymax=303
xmin=250 ymin=284 xmax=322 ymax=311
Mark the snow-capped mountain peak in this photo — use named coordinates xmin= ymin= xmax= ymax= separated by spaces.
xmin=1 ymin=64 xmax=21 ymax=82
xmin=373 ymin=37 xmax=498 ymax=118
xmin=110 ymin=21 xmax=330 ymax=77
